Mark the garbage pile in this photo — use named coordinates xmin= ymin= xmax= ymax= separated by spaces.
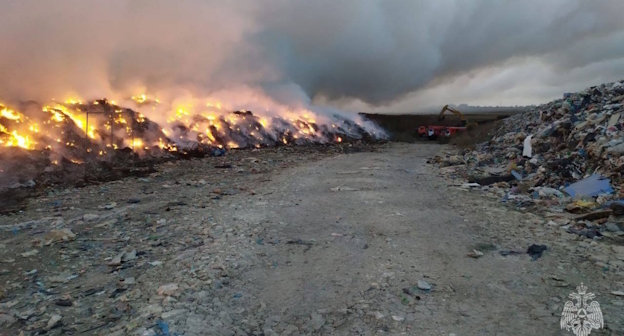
xmin=433 ymin=80 xmax=624 ymax=240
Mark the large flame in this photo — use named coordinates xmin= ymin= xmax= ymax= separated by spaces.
xmin=0 ymin=93 xmax=384 ymax=167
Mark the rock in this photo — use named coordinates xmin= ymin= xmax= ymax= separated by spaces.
xmin=55 ymin=298 xmax=73 ymax=307
xmin=44 ymin=228 xmax=76 ymax=245
xmin=122 ymin=249 xmax=137 ymax=262
xmin=392 ymin=315 xmax=405 ymax=322
xmin=109 ymin=252 xmax=124 ymax=266
xmin=142 ymin=329 xmax=157 ymax=336
xmin=83 ymin=214 xmax=100 ymax=221
xmin=47 ymin=314 xmax=62 ymax=329
xmin=161 ymin=309 xmax=187 ymax=319
xmin=21 ymin=249 xmax=39 ymax=257
xmin=611 ymin=291 xmax=624 ymax=296
xmin=373 ymin=311 xmax=385 ymax=320
xmin=282 ymin=324 xmax=299 ymax=336
xmin=99 ymin=202 xmax=117 ymax=210
xmin=138 ymin=304 xmax=163 ymax=319
xmin=310 ymin=312 xmax=326 ymax=331
xmin=417 ymin=280 xmax=431 ymax=291
xmin=589 ymin=254 xmax=609 ymax=263
xmin=157 ymin=283 xmax=179 ymax=296
xmin=605 ymin=222 xmax=622 ymax=232
xmin=48 ymin=272 xmax=76 ymax=283
xmin=612 ymin=246 xmax=624 ymax=254
xmin=0 ymin=313 xmax=16 ymax=326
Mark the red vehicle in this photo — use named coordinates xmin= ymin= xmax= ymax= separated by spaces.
xmin=418 ymin=105 xmax=476 ymax=140
xmin=418 ymin=125 xmax=445 ymax=139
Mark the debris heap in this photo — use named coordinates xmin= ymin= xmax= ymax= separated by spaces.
xmin=0 ymin=99 xmax=385 ymax=191
xmin=434 ymin=80 xmax=624 ymax=239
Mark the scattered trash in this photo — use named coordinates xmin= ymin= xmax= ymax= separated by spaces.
xmin=574 ymin=210 xmax=612 ymax=221
xmin=510 ymin=170 xmax=522 ymax=181
xmin=471 ymin=175 xmax=515 ymax=186
xmin=499 ymin=250 xmax=524 ymax=256
xmin=467 ymin=249 xmax=484 ymax=258
xmin=565 ymin=200 xmax=597 ymax=213
xmin=55 ymin=299 xmax=73 ymax=307
xmin=527 ymin=244 xmax=548 ymax=260
xmin=567 ymin=227 xmax=603 ymax=239
xmin=286 ymin=239 xmax=315 ymax=246
xmin=611 ymin=291 xmax=624 ymax=296
xmin=564 ymin=175 xmax=614 ymax=198
xmin=330 ymin=186 xmax=359 ymax=191
xmin=156 ymin=320 xmax=170 ymax=336
xmin=522 ymin=134 xmax=533 ymax=158
xmin=212 ymin=148 xmax=227 ymax=157
xmin=99 ymin=202 xmax=117 ymax=210
xmin=609 ymin=201 xmax=624 ymax=215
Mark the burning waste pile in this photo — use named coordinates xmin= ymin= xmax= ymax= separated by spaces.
xmin=432 ymin=80 xmax=624 ymax=240
xmin=0 ymin=96 xmax=385 ymax=190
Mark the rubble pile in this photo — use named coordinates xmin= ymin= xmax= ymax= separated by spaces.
xmin=433 ymin=80 xmax=624 ymax=241
xmin=0 ymin=98 xmax=386 ymax=211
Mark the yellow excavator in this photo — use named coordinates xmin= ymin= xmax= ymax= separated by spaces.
xmin=437 ymin=105 xmax=477 ymax=127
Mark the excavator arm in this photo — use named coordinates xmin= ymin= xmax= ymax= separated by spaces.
xmin=437 ymin=105 xmax=475 ymax=127
xmin=438 ymin=105 xmax=465 ymax=122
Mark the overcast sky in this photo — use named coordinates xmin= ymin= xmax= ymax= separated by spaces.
xmin=0 ymin=0 xmax=623 ymax=113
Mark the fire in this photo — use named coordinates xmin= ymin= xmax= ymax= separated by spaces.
xmin=130 ymin=138 xmax=143 ymax=148
xmin=65 ymin=98 xmax=83 ymax=105
xmin=207 ymin=102 xmax=222 ymax=110
xmin=0 ymin=94 xmax=384 ymax=174
xmin=1 ymin=107 xmax=22 ymax=121
xmin=132 ymin=94 xmax=160 ymax=105
xmin=6 ymin=130 xmax=34 ymax=149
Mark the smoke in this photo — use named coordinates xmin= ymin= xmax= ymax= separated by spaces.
xmin=0 ymin=0 xmax=623 ymax=110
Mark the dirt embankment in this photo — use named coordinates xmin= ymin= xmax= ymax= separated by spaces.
xmin=362 ymin=110 xmax=522 ymax=142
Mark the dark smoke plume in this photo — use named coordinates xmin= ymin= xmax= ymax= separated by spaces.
xmin=0 ymin=0 xmax=623 ymax=110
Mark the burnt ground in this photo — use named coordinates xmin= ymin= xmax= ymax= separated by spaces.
xmin=1 ymin=142 xmax=623 ymax=335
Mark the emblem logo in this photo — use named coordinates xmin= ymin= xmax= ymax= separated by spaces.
xmin=560 ymin=283 xmax=603 ymax=336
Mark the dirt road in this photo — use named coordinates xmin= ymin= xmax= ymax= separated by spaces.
xmin=2 ymin=143 xmax=622 ymax=335
xmin=216 ymin=143 xmax=622 ymax=335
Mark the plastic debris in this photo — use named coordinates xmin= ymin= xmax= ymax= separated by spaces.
xmin=157 ymin=320 xmax=170 ymax=336
xmin=522 ymin=134 xmax=532 ymax=158
xmin=527 ymin=244 xmax=548 ymax=260
xmin=564 ymin=174 xmax=614 ymax=198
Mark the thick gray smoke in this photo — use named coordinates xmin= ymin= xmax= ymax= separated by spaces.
xmin=0 ymin=0 xmax=623 ymax=109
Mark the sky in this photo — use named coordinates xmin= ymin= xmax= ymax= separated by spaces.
xmin=0 ymin=0 xmax=623 ymax=113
